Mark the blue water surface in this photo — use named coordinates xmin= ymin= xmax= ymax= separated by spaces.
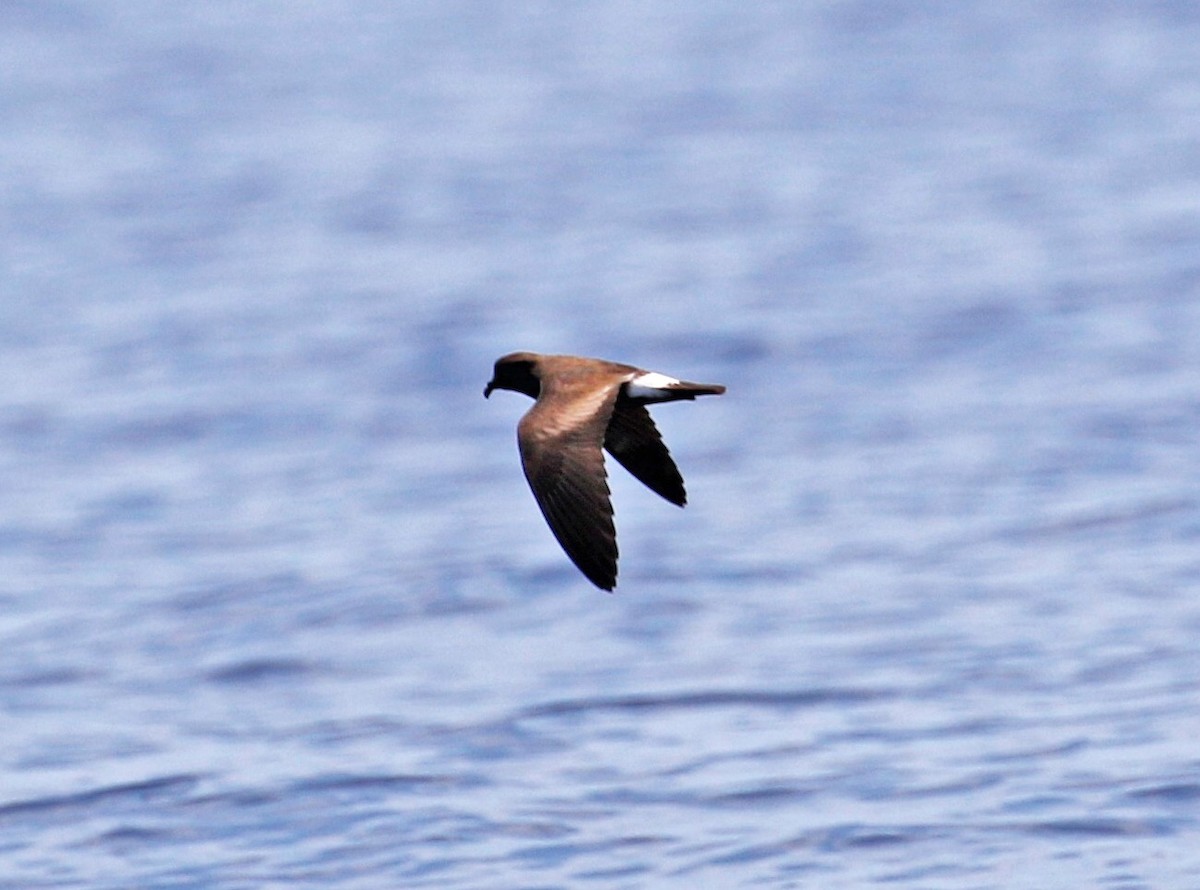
xmin=3 ymin=2 xmax=1200 ymax=887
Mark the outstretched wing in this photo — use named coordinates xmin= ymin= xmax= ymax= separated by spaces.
xmin=604 ymin=399 xmax=687 ymax=507
xmin=517 ymin=386 xmax=621 ymax=590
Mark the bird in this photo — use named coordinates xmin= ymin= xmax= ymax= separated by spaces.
xmin=485 ymin=351 xmax=725 ymax=590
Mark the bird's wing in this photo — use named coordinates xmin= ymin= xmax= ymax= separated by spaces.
xmin=517 ymin=383 xmax=622 ymax=590
xmin=604 ymin=399 xmax=687 ymax=507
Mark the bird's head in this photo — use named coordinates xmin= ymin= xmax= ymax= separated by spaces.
xmin=484 ymin=352 xmax=541 ymax=399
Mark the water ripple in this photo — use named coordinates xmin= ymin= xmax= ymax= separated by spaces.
xmin=0 ymin=775 xmax=202 ymax=823
xmin=520 ymin=687 xmax=892 ymax=719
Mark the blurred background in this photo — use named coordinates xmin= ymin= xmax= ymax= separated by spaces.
xmin=2 ymin=2 xmax=1200 ymax=887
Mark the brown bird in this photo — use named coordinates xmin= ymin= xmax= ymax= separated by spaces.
xmin=485 ymin=352 xmax=725 ymax=590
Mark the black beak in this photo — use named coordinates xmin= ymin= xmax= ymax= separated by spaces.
xmin=483 ymin=381 xmax=494 ymax=398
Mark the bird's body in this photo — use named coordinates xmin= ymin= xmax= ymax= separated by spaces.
xmin=485 ymin=352 xmax=725 ymax=590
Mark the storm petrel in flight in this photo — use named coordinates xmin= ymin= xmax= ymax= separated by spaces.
xmin=485 ymin=352 xmax=725 ymax=590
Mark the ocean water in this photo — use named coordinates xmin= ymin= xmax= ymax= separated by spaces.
xmin=3 ymin=2 xmax=1200 ymax=887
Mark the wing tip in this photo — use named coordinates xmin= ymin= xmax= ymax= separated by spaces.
xmin=583 ymin=565 xmax=618 ymax=591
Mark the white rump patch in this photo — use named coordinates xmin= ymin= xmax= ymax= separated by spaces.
xmin=626 ymin=371 xmax=682 ymax=401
